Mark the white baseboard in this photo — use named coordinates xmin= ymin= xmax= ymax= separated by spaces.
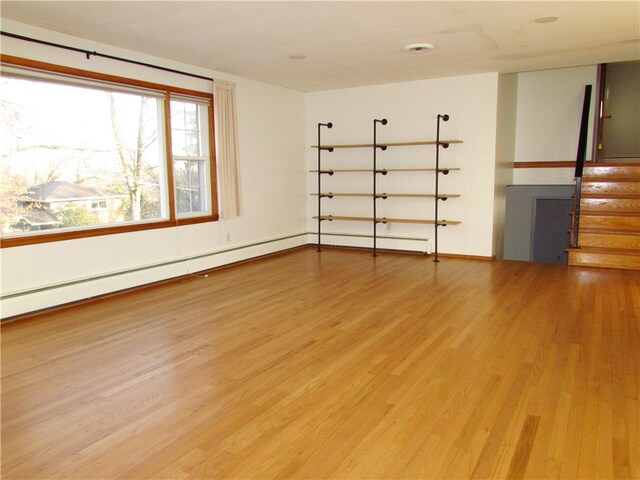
xmin=1 ymin=233 xmax=307 ymax=319
xmin=307 ymin=232 xmax=431 ymax=253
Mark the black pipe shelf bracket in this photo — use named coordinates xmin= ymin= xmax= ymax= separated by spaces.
xmin=433 ymin=113 xmax=452 ymax=263
xmin=316 ymin=122 xmax=333 ymax=252
xmin=372 ymin=118 xmax=388 ymax=257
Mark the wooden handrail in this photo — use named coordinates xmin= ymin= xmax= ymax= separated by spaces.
xmin=513 ymin=161 xmax=576 ymax=169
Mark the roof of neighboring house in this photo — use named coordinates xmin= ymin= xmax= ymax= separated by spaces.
xmin=20 ymin=208 xmax=62 ymax=226
xmin=26 ymin=181 xmax=99 ymax=202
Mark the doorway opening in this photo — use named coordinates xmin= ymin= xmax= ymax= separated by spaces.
xmin=593 ymin=60 xmax=640 ymax=164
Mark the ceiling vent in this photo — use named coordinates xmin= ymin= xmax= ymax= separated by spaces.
xmin=402 ymin=43 xmax=435 ymax=54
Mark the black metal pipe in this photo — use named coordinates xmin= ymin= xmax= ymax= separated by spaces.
xmin=1 ymin=31 xmax=214 ymax=82
xmin=434 ymin=114 xmax=449 ymax=263
xmin=372 ymin=118 xmax=387 ymax=257
xmin=317 ymin=122 xmax=333 ymax=252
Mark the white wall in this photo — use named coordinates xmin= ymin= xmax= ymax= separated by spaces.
xmin=0 ymin=20 xmax=306 ymax=318
xmin=305 ymin=73 xmax=500 ymax=258
xmin=513 ymin=65 xmax=597 ymax=185
xmin=493 ymin=73 xmax=518 ymax=258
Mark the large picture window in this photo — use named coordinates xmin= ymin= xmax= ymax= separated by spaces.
xmin=0 ymin=56 xmax=217 ymax=247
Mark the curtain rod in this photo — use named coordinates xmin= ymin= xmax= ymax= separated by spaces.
xmin=0 ymin=31 xmax=214 ymax=82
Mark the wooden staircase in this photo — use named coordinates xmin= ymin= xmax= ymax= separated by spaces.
xmin=568 ymin=163 xmax=640 ymax=270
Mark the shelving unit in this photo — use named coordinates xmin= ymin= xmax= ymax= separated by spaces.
xmin=311 ymin=115 xmax=462 ymax=259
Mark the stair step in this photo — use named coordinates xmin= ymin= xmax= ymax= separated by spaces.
xmin=568 ymin=247 xmax=640 ymax=270
xmin=581 ymin=180 xmax=640 ymax=196
xmin=580 ymin=196 xmax=640 ymax=212
xmin=579 ymin=213 xmax=640 ymax=232
xmin=584 ymin=164 xmax=640 ymax=179
xmin=579 ymin=230 xmax=640 ymax=249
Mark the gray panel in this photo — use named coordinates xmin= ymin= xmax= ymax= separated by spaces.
xmin=503 ymin=185 xmax=575 ymax=261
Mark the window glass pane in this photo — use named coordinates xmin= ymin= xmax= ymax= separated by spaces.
xmin=0 ymin=76 xmax=167 ymax=237
xmin=170 ymin=102 xmax=185 ymax=130
xmin=171 ymin=99 xmax=202 ymax=158
xmin=186 ymin=131 xmax=200 ymax=156
xmin=174 ymin=159 xmax=206 ymax=215
xmin=184 ymin=103 xmax=198 ymax=131
xmin=173 ymin=130 xmax=187 ymax=157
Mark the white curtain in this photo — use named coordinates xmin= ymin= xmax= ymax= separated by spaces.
xmin=214 ymin=80 xmax=243 ymax=218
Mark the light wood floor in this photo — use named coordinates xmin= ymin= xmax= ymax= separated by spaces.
xmin=2 ymin=247 xmax=639 ymax=479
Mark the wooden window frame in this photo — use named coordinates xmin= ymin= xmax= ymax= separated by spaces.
xmin=0 ymin=54 xmax=218 ymax=248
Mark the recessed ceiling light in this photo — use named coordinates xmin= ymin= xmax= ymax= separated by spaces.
xmin=535 ymin=16 xmax=559 ymax=24
xmin=402 ymin=43 xmax=435 ymax=54
xmin=289 ymin=55 xmax=307 ymax=60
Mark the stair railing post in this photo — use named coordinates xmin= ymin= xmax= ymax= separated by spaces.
xmin=572 ymin=85 xmax=592 ymax=249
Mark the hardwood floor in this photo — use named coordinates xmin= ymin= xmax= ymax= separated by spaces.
xmin=2 ymin=247 xmax=639 ymax=479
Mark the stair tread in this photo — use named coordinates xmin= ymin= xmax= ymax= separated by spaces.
xmin=580 ymin=228 xmax=640 ymax=235
xmin=583 ymin=177 xmax=640 ymax=183
xmin=579 ymin=210 xmax=640 ymax=217
xmin=585 ymin=162 xmax=640 ymax=167
xmin=567 ymin=246 xmax=640 ymax=255
xmin=581 ymin=193 xmax=640 ymax=199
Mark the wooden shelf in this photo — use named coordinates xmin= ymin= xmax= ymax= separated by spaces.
xmin=313 ymin=215 xmax=460 ymax=225
xmin=311 ymin=140 xmax=463 ymax=149
xmin=312 ymin=118 xmax=462 ymax=258
xmin=311 ymin=193 xmax=460 ymax=199
xmin=309 ymin=168 xmax=461 ymax=173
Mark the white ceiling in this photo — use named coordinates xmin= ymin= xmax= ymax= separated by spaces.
xmin=1 ymin=1 xmax=639 ymax=92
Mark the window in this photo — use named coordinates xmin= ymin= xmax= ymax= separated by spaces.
xmin=171 ymin=98 xmax=212 ymax=217
xmin=0 ymin=56 xmax=217 ymax=247
xmin=90 ymin=201 xmax=108 ymax=211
